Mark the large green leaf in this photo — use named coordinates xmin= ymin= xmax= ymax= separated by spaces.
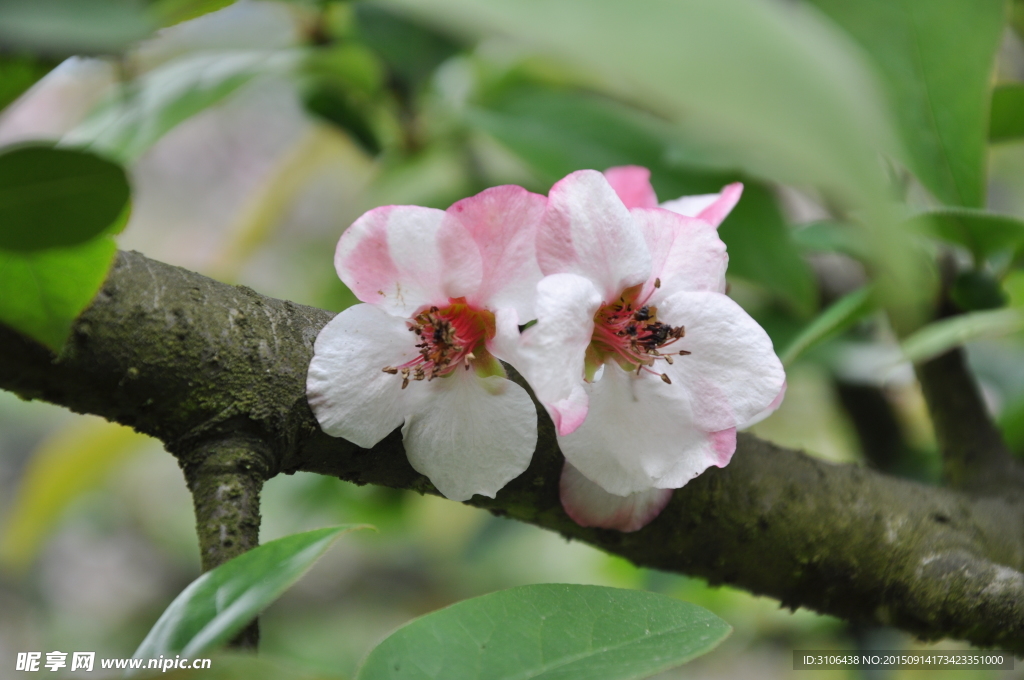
xmin=470 ymin=85 xmax=815 ymax=314
xmin=131 ymin=526 xmax=370 ymax=667
xmin=0 ymin=235 xmax=118 ymax=350
xmin=384 ymin=0 xmax=897 ymax=200
xmin=808 ymin=0 xmax=1005 ymax=208
xmin=0 ymin=145 xmax=130 ymax=251
xmin=66 ymin=50 xmax=300 ymax=164
xmin=355 ymin=584 xmax=730 ymax=680
xmin=990 ymin=84 xmax=1024 ymax=143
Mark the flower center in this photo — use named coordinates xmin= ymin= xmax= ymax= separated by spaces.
xmin=383 ymin=297 xmax=497 ymax=388
xmin=588 ymin=281 xmax=689 ymax=384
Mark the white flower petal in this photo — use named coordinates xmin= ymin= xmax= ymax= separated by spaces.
xmin=660 ymin=183 xmax=742 ymax=228
xmin=659 ymin=291 xmax=786 ymax=432
xmin=335 ymin=205 xmax=482 ymax=316
xmin=488 ymin=306 xmax=521 ymax=366
xmin=632 ymin=207 xmax=728 ymax=300
xmin=537 ymin=170 xmax=650 ymax=300
xmin=402 ymin=368 xmax=537 ymax=501
xmin=517 ymin=273 xmax=603 ymax=435
xmin=738 ymin=381 xmax=787 ymax=429
xmin=306 ymin=304 xmax=426 ymax=447
xmin=559 ymin=364 xmax=732 ymax=495
xmin=560 ymin=461 xmax=672 ymax=532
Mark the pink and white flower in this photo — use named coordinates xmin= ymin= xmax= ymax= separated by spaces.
xmin=515 ymin=166 xmax=786 ymax=531
xmin=306 ymin=186 xmax=545 ymax=501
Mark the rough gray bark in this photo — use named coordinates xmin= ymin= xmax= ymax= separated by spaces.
xmin=2 ymin=251 xmax=1024 ymax=652
xmin=183 ymin=435 xmax=271 ymax=648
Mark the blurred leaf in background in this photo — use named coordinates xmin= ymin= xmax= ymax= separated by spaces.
xmin=0 ymin=0 xmax=155 ymax=56
xmin=809 ymin=0 xmax=1004 ymax=209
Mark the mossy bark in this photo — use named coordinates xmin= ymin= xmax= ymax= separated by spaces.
xmin=2 ymin=251 xmax=1024 ymax=651
xmin=182 ymin=436 xmax=271 ymax=648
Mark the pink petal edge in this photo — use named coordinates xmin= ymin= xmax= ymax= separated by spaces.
xmin=442 ymin=184 xmax=546 ymax=318
xmin=697 ymin=182 xmax=743 ymax=228
xmin=559 ymin=461 xmax=673 ymax=532
xmin=710 ymin=427 xmax=738 ymax=467
xmin=603 ymin=165 xmax=659 ymax=209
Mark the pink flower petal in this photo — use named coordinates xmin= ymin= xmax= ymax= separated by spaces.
xmin=660 ymin=182 xmax=743 ymax=228
xmin=537 ymin=170 xmax=651 ymax=301
xmin=658 ymin=291 xmax=786 ymax=432
xmin=306 ymin=304 xmax=428 ymax=447
xmin=632 ymin=207 xmax=728 ymax=300
xmin=516 ymin=273 xmax=604 ymax=436
xmin=441 ymin=184 xmax=546 ymax=319
xmin=402 ymin=368 xmax=537 ymax=501
xmin=603 ymin=165 xmax=658 ymax=209
xmin=335 ymin=205 xmax=482 ymax=316
xmin=559 ymin=363 xmax=735 ymax=495
xmin=560 ymin=461 xmax=673 ymax=532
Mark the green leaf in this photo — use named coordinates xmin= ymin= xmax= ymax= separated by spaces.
xmin=470 ymin=85 xmax=815 ymax=314
xmin=150 ymin=0 xmax=236 ymax=27
xmin=990 ymin=84 xmax=1024 ymax=143
xmin=355 ymin=584 xmax=730 ymax=680
xmin=901 ymin=308 xmax=1024 ymax=364
xmin=780 ymin=287 xmax=875 ymax=366
xmin=66 ymin=50 xmax=301 ymax=164
xmin=910 ymin=207 xmax=1024 ymax=262
xmin=0 ymin=145 xmax=130 ymax=251
xmin=355 ymin=4 xmax=463 ymax=89
xmin=0 ymin=0 xmax=154 ymax=57
xmin=0 ymin=235 xmax=118 ymax=350
xmin=791 ymin=220 xmax=871 ymax=260
xmin=808 ymin=0 xmax=1005 ymax=208
xmin=131 ymin=526 xmax=371 ymax=665
xmin=720 ymin=185 xmax=816 ymax=317
xmin=384 ymin=0 xmax=897 ymax=200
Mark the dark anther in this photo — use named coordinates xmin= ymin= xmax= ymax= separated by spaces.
xmin=634 ymin=306 xmax=651 ymax=322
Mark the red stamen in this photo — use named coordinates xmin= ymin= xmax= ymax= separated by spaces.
xmin=589 ymin=285 xmax=688 ymax=381
xmin=383 ymin=298 xmax=496 ymax=388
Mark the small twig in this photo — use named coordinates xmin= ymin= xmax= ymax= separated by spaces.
xmin=181 ymin=436 xmax=273 ymax=649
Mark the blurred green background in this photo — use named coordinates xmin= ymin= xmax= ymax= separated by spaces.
xmin=2 ymin=0 xmax=1024 ymax=677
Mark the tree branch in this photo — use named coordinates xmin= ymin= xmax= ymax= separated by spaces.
xmin=916 ymin=348 xmax=1024 ymax=494
xmin=2 ymin=251 xmax=1024 ymax=651
xmin=183 ymin=435 xmax=271 ymax=648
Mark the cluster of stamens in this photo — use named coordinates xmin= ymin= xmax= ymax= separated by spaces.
xmin=590 ymin=279 xmax=689 ymax=384
xmin=383 ymin=299 xmax=492 ymax=389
